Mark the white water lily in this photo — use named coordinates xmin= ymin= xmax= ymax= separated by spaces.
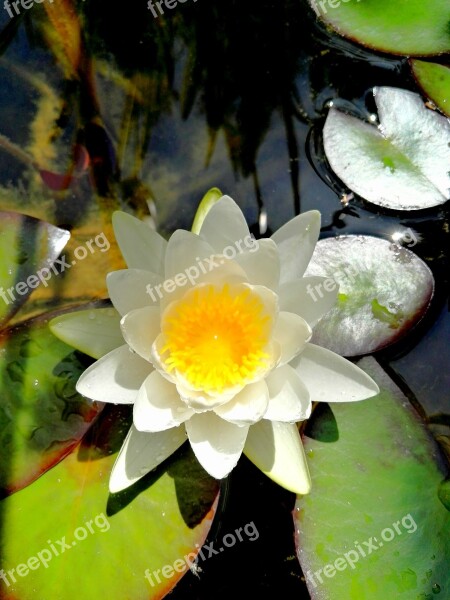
xmin=50 ymin=195 xmax=379 ymax=495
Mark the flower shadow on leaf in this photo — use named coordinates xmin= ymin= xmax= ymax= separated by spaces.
xmin=303 ymin=403 xmax=339 ymax=443
xmin=78 ymin=405 xmax=220 ymax=527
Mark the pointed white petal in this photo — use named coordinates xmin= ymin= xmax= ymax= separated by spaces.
xmin=290 ymin=343 xmax=380 ymax=402
xmin=279 ymin=276 xmax=338 ymax=327
xmin=49 ymin=307 xmax=123 ymax=359
xmin=214 ymin=381 xmax=269 ymax=425
xmin=107 ymin=269 xmax=163 ymax=315
xmin=120 ymin=306 xmax=161 ymax=361
xmin=112 ymin=211 xmax=167 ymax=274
xmin=244 ymin=420 xmax=311 ymax=494
xmin=273 ymin=312 xmax=312 ymax=365
xmin=185 ymin=412 xmax=249 ymax=479
xmin=198 ymin=195 xmax=250 ymax=253
xmin=271 ymin=211 xmax=321 ymax=284
xmin=76 ymin=344 xmax=152 ymax=403
xmin=234 ymin=239 xmax=280 ymax=290
xmin=109 ymin=424 xmax=187 ymax=493
xmin=134 ymin=371 xmax=194 ymax=432
xmin=165 ymin=229 xmax=215 ymax=280
xmin=264 ymin=364 xmax=311 ymax=422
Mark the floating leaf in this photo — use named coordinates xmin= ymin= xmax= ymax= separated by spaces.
xmin=323 ymin=87 xmax=450 ymax=210
xmin=308 ymin=0 xmax=450 ymax=56
xmin=304 ymin=235 xmax=434 ymax=356
xmin=0 ymin=311 xmax=102 ymax=497
xmin=0 ymin=404 xmax=219 ymax=599
xmin=0 ymin=212 xmax=70 ymax=327
xmin=411 ymin=60 xmax=450 ymax=117
xmin=295 ymin=357 xmax=450 ymax=599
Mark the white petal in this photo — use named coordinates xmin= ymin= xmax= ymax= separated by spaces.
xmin=214 ymin=381 xmax=269 ymax=425
xmin=273 ymin=312 xmax=312 ymax=365
xmin=278 ymin=276 xmax=338 ymax=327
xmin=244 ymin=420 xmax=311 ymax=494
xmin=134 ymin=371 xmax=194 ymax=432
xmin=107 ymin=269 xmax=163 ymax=315
xmin=120 ymin=306 xmax=161 ymax=361
xmin=234 ymin=239 xmax=280 ymax=290
xmin=290 ymin=343 xmax=380 ymax=402
xmin=112 ymin=211 xmax=167 ymax=274
xmin=264 ymin=365 xmax=311 ymax=422
xmin=165 ymin=229 xmax=215 ymax=280
xmin=109 ymin=424 xmax=187 ymax=493
xmin=76 ymin=344 xmax=152 ymax=403
xmin=199 ymin=195 xmax=250 ymax=253
xmin=185 ymin=412 xmax=249 ymax=479
xmin=271 ymin=211 xmax=321 ymax=284
xmin=49 ymin=307 xmax=123 ymax=359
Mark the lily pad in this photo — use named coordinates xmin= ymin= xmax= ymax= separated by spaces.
xmin=323 ymin=87 xmax=450 ymax=211
xmin=411 ymin=60 xmax=450 ymax=117
xmin=304 ymin=235 xmax=434 ymax=356
xmin=0 ymin=404 xmax=219 ymax=599
xmin=294 ymin=357 xmax=450 ymax=599
xmin=308 ymin=0 xmax=450 ymax=56
xmin=0 ymin=311 xmax=102 ymax=497
xmin=0 ymin=212 xmax=70 ymax=327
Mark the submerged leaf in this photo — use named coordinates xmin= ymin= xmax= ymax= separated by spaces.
xmin=304 ymin=235 xmax=434 ymax=356
xmin=0 ymin=312 xmax=102 ymax=497
xmin=295 ymin=357 xmax=450 ymax=599
xmin=323 ymin=87 xmax=450 ymax=210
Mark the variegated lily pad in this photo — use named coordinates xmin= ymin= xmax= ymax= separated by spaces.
xmin=304 ymin=235 xmax=434 ymax=356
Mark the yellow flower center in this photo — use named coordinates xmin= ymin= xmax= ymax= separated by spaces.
xmin=161 ymin=284 xmax=272 ymax=393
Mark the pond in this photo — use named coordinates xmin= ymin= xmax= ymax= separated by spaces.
xmin=0 ymin=0 xmax=449 ymax=598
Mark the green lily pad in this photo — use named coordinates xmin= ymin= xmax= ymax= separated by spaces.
xmin=294 ymin=357 xmax=450 ymax=599
xmin=323 ymin=87 xmax=450 ymax=210
xmin=0 ymin=311 xmax=103 ymax=497
xmin=0 ymin=212 xmax=70 ymax=328
xmin=304 ymin=235 xmax=434 ymax=357
xmin=0 ymin=404 xmax=219 ymax=599
xmin=411 ymin=61 xmax=450 ymax=117
xmin=308 ymin=0 xmax=450 ymax=56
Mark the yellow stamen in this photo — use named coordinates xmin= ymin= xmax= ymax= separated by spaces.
xmin=160 ymin=284 xmax=272 ymax=393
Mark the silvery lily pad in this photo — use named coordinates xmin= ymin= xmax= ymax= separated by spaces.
xmin=323 ymin=87 xmax=450 ymax=211
xmin=304 ymin=235 xmax=434 ymax=356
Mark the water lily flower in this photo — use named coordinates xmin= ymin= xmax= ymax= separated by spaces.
xmin=50 ymin=195 xmax=379 ymax=495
